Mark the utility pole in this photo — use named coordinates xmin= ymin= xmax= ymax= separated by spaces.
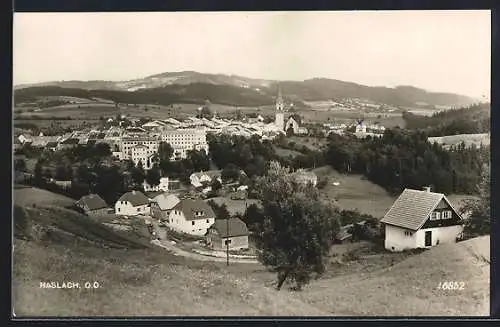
xmin=226 ymin=217 xmax=230 ymax=266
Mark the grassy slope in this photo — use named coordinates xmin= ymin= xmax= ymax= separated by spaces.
xmin=296 ymin=236 xmax=490 ymax=316
xmin=13 ymin=239 xmax=326 ymax=316
xmin=313 ymin=166 xmax=395 ymax=218
xmin=14 ymin=187 xmax=76 ymax=208
xmin=12 ymin=187 xmax=488 ymax=316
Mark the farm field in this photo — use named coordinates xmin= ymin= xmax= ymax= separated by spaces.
xmin=428 ymin=133 xmax=490 ymax=148
xmin=311 ymin=166 xmax=476 ymax=218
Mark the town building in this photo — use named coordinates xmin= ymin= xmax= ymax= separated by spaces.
xmin=115 ymin=190 xmax=150 ymax=216
xmin=166 ymin=199 xmax=216 ymax=236
xmin=143 ymin=177 xmax=170 ymax=192
xmin=161 ymin=127 xmax=209 ymax=160
xmin=190 ymin=170 xmax=222 ymax=188
xmin=57 ymin=138 xmax=80 ymax=151
xmin=150 ymin=193 xmax=181 ymax=223
xmin=120 ymin=136 xmax=160 ymax=169
xmin=75 ymin=194 xmax=109 ymax=216
xmin=381 ymin=187 xmax=464 ymax=252
xmin=206 ymin=217 xmax=250 ymax=250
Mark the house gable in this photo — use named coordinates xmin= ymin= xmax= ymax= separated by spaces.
xmin=420 ymin=198 xmax=463 ymax=229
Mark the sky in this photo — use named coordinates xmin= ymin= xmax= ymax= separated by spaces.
xmin=13 ymin=11 xmax=491 ymax=99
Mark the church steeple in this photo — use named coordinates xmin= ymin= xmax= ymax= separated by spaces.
xmin=275 ymin=84 xmax=284 ymax=112
xmin=274 ymin=83 xmax=285 ymax=131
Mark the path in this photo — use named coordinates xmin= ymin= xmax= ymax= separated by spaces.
xmin=148 ymin=219 xmax=259 ymax=264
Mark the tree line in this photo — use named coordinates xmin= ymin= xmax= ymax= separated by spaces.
xmin=402 ymin=103 xmax=490 ymax=136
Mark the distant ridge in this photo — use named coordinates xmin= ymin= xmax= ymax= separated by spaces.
xmin=14 ymin=71 xmax=477 ymax=108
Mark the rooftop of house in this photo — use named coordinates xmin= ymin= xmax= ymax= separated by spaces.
xmin=172 ymin=199 xmax=216 ymax=221
xmin=210 ymin=217 xmax=249 ymax=238
xmin=76 ymin=194 xmax=108 ymax=211
xmin=60 ymin=138 xmax=80 ymax=145
xmin=381 ymin=188 xmax=460 ymax=231
xmin=117 ymin=190 xmax=150 ymax=206
xmin=152 ymin=193 xmax=181 ymax=211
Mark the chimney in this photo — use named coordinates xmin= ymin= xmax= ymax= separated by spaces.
xmin=422 ymin=186 xmax=431 ymax=193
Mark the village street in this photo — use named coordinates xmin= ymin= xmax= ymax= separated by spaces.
xmin=149 ymin=219 xmax=259 ymax=264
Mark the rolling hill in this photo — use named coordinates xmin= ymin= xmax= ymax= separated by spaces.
xmin=13 ymin=187 xmax=489 ymax=316
xmin=14 ymin=71 xmax=477 ymax=108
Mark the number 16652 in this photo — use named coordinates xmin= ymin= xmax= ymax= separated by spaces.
xmin=437 ymin=281 xmax=465 ymax=290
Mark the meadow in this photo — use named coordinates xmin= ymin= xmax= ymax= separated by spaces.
xmin=12 ymin=187 xmax=489 ymax=316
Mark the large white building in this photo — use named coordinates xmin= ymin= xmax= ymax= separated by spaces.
xmin=161 ymin=127 xmax=209 ymax=160
xmin=381 ymin=187 xmax=464 ymax=252
xmin=119 ymin=136 xmax=160 ymax=169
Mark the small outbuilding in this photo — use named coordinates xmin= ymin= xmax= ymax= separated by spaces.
xmin=206 ymin=217 xmax=250 ymax=251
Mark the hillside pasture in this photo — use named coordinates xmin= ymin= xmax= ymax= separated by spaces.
xmin=14 ymin=187 xmax=75 ymax=208
xmin=312 ymin=166 xmax=395 ymax=218
xmin=428 ymin=133 xmax=490 ymax=149
xmin=296 ymin=236 xmax=490 ymax=316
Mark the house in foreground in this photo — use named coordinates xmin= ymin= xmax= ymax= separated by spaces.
xmin=206 ymin=217 xmax=250 ymax=250
xmin=75 ymin=194 xmax=108 ymax=216
xmin=150 ymin=193 xmax=180 ymax=223
xmin=167 ymin=199 xmax=216 ymax=236
xmin=115 ymin=190 xmax=150 ymax=216
xmin=381 ymin=187 xmax=464 ymax=252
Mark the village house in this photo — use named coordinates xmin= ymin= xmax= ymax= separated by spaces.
xmin=166 ymin=199 xmax=216 ymax=236
xmin=45 ymin=141 xmax=59 ymax=152
xmin=150 ymin=193 xmax=180 ymax=223
xmin=206 ymin=217 xmax=250 ymax=250
xmin=115 ymin=190 xmax=150 ymax=216
xmin=75 ymin=194 xmax=109 ymax=216
xmin=292 ymin=169 xmax=318 ymax=187
xmin=381 ymin=187 xmax=464 ymax=252
xmin=57 ymin=138 xmax=80 ymax=151
xmin=143 ymin=177 xmax=170 ymax=192
xmin=190 ymin=170 xmax=222 ymax=188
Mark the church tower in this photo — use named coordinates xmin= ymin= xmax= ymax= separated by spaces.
xmin=274 ymin=84 xmax=285 ymax=131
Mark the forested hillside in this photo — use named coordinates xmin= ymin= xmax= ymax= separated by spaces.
xmin=402 ymin=103 xmax=490 ymax=136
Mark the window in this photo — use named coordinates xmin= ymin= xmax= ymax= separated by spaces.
xmin=404 ymin=231 xmax=413 ymax=237
xmin=206 ymin=219 xmax=209 ymax=223
xmin=192 ymin=221 xmax=195 ymax=226
xmin=137 ymin=208 xmax=140 ymax=212
xmin=443 ymin=210 xmax=452 ymax=219
xmin=224 ymin=239 xmax=232 ymax=246
xmin=430 ymin=211 xmax=439 ymax=220
xmin=117 ymin=208 xmax=120 ymax=212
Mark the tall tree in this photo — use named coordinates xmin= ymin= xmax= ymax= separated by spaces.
xmin=460 ymin=163 xmax=490 ymax=237
xmin=253 ymin=161 xmax=340 ymax=291
xmin=145 ymin=163 xmax=161 ymax=187
xmin=131 ymin=160 xmax=146 ymax=186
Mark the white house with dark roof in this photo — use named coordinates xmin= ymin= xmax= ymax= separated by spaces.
xmin=76 ymin=194 xmax=108 ymax=216
xmin=115 ymin=190 xmax=150 ymax=216
xmin=167 ymin=199 xmax=216 ymax=236
xmin=381 ymin=187 xmax=464 ymax=252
